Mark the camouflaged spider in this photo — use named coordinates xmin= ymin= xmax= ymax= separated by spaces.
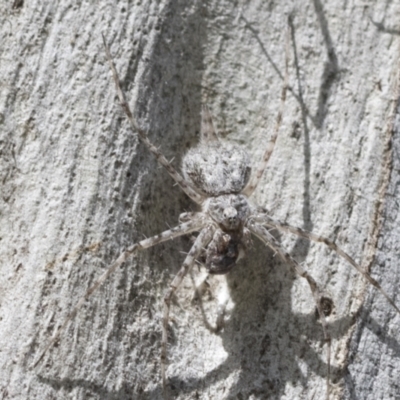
xmin=33 ymin=35 xmax=400 ymax=400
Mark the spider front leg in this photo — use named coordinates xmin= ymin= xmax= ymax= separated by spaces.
xmin=162 ymin=225 xmax=214 ymax=395
xmin=33 ymin=218 xmax=206 ymax=369
xmin=254 ymin=213 xmax=400 ymax=315
xmin=102 ymin=36 xmax=205 ymax=205
xmin=247 ymin=220 xmax=332 ymax=400
xmin=242 ymin=19 xmax=290 ymax=197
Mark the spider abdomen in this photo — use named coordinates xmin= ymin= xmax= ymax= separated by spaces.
xmin=182 ymin=143 xmax=252 ymax=195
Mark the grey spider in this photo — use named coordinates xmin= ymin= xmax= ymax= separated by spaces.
xmin=33 ymin=35 xmax=400 ymax=400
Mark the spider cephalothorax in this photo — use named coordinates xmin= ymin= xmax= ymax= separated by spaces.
xmin=202 ymin=193 xmax=253 ymax=273
xmin=205 ymin=193 xmax=252 ymax=229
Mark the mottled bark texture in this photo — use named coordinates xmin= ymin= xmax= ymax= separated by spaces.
xmin=0 ymin=1 xmax=399 ymax=399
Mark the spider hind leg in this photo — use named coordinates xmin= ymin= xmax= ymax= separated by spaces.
xmin=247 ymin=220 xmax=332 ymax=400
xmin=161 ymin=225 xmax=214 ymax=396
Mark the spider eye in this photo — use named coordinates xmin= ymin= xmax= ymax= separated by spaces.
xmin=223 ymin=206 xmax=238 ymax=227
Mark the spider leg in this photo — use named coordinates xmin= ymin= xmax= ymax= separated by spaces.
xmin=162 ymin=225 xmax=215 ymax=395
xmin=200 ymin=104 xmax=219 ymax=143
xmin=189 ymin=271 xmax=226 ymax=333
xmin=102 ymin=35 xmax=205 ymax=205
xmin=179 ymin=211 xmax=205 ymax=223
xmin=33 ymin=218 xmax=207 ymax=369
xmin=242 ymin=20 xmax=290 ymax=197
xmin=247 ymin=221 xmax=332 ymax=400
xmin=254 ymin=213 xmax=400 ymax=315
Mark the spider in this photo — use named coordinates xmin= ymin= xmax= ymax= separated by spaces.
xmin=33 ymin=35 xmax=400 ymax=400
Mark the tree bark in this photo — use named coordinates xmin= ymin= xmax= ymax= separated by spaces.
xmin=0 ymin=1 xmax=399 ymax=399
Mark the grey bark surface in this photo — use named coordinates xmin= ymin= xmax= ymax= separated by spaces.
xmin=1 ymin=1 xmax=399 ymax=399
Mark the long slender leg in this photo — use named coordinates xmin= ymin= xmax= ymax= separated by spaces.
xmin=200 ymin=105 xmax=219 ymax=143
xmin=102 ymin=35 xmax=205 ymax=205
xmin=242 ymin=19 xmax=290 ymax=197
xmin=162 ymin=225 xmax=214 ymax=395
xmin=253 ymin=213 xmax=400 ymax=314
xmin=247 ymin=221 xmax=332 ymax=400
xmin=33 ymin=218 xmax=207 ymax=369
xmin=179 ymin=211 xmax=205 ymax=223
xmin=189 ymin=271 xmax=226 ymax=333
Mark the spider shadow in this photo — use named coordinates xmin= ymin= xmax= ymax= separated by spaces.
xmin=343 ymin=302 xmax=400 ymax=400
xmin=33 ymin=4 xmax=400 ymax=400
xmin=34 ymin=297 xmax=400 ymax=400
xmin=168 ymin=12 xmax=344 ymax=397
xmin=168 ymin=231 xmax=355 ymax=399
xmin=165 ymin=10 xmax=347 ymax=398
